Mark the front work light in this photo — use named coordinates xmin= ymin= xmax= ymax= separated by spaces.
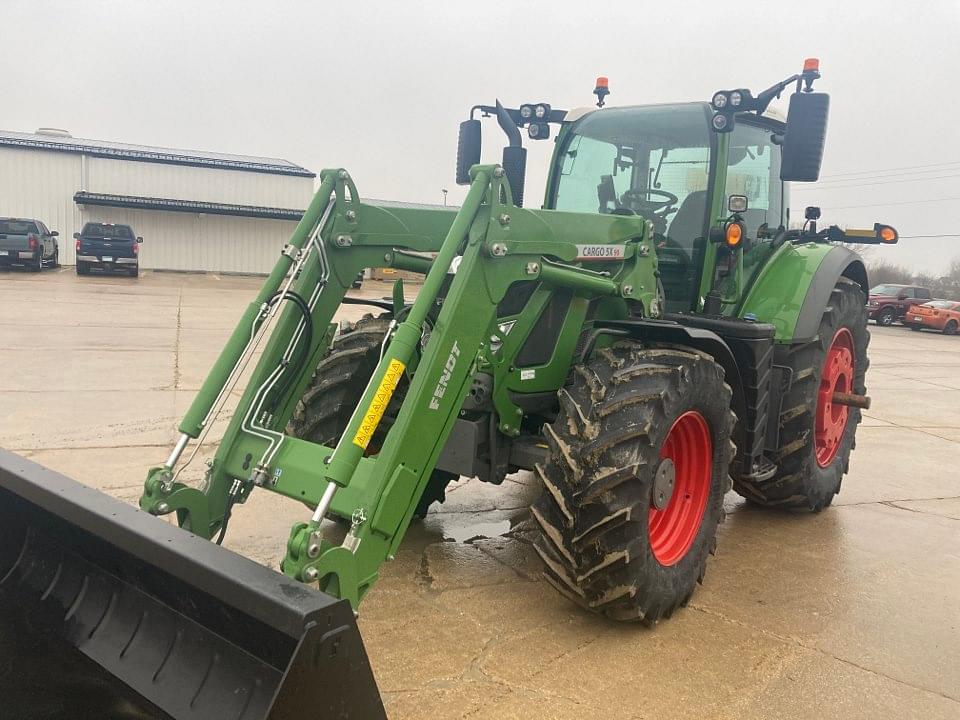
xmin=729 ymin=91 xmax=743 ymax=107
xmin=711 ymin=92 xmax=728 ymax=110
xmin=519 ymin=104 xmax=534 ymax=120
xmin=528 ymin=122 xmax=550 ymax=140
xmin=712 ymin=113 xmax=729 ymax=131
xmin=534 ymin=103 xmax=550 ymax=119
xmin=727 ymin=194 xmax=748 ymax=213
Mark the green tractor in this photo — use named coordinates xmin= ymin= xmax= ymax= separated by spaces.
xmin=1 ymin=60 xmax=898 ymax=717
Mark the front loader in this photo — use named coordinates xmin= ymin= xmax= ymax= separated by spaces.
xmin=1 ymin=59 xmax=899 ymax=717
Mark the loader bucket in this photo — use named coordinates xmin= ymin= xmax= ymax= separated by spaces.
xmin=0 ymin=449 xmax=385 ymax=720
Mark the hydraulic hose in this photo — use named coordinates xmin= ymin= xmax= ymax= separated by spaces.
xmin=264 ymin=290 xmax=313 ymax=414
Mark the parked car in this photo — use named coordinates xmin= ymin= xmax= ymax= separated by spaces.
xmin=902 ymin=300 xmax=960 ymax=335
xmin=0 ymin=217 xmax=59 ymax=271
xmin=74 ymin=222 xmax=142 ymax=277
xmin=868 ymin=283 xmax=932 ymax=326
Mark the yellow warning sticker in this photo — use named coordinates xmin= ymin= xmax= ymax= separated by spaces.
xmin=353 ymin=358 xmax=406 ymax=449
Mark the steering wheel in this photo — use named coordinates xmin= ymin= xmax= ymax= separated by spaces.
xmin=619 ymin=188 xmax=679 ymax=216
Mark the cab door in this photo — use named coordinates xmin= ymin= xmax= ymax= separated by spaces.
xmin=724 ymin=120 xmax=786 ymax=246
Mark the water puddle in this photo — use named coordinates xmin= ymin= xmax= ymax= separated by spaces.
xmin=440 ymin=518 xmax=512 ymax=544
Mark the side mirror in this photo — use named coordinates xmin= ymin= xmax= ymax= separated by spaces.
xmin=780 ymin=91 xmax=830 ymax=182
xmin=455 ymin=119 xmax=482 ymax=186
xmin=50 ymin=230 xmax=59 ymax=237
xmin=137 ymin=237 xmax=143 ymax=243
xmin=73 ymin=232 xmax=80 ymax=239
xmin=896 ymin=292 xmax=908 ymax=300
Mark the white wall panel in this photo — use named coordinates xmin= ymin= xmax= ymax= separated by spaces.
xmin=79 ymin=205 xmax=298 ymax=274
xmin=1 ymin=145 xmax=312 ymax=270
xmin=86 ymin=157 xmax=312 ymax=209
xmin=0 ymin=147 xmax=83 ymax=263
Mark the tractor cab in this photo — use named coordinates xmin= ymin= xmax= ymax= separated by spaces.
xmin=456 ymin=59 xmax=832 ymax=315
xmin=546 ymin=102 xmax=786 ymax=312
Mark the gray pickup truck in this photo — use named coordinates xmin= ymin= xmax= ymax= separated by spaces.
xmin=74 ymin=222 xmax=142 ymax=277
xmin=0 ymin=217 xmax=59 ymax=271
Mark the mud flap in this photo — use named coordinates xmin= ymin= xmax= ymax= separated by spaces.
xmin=0 ymin=450 xmax=385 ymax=720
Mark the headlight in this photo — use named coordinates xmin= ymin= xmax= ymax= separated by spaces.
xmin=711 ymin=92 xmax=728 ymax=110
xmin=869 ymin=301 xmax=879 ymax=306
xmin=527 ymin=122 xmax=550 ymax=140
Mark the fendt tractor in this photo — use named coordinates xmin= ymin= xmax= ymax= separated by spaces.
xmin=1 ymin=60 xmax=898 ymax=718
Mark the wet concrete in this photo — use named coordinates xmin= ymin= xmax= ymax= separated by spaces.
xmin=1 ymin=267 xmax=958 ymax=719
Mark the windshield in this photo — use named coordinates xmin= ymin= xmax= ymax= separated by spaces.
xmin=870 ymin=284 xmax=903 ymax=296
xmin=0 ymin=220 xmax=39 ymax=235
xmin=552 ymin=103 xmax=712 ymax=312
xmin=82 ymin=223 xmax=135 ymax=240
xmin=554 ymin=104 xmax=711 ymax=227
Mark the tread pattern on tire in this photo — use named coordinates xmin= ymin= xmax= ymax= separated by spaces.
xmin=287 ymin=313 xmax=453 ymax=516
xmin=733 ymin=277 xmax=869 ymax=510
xmin=532 ymin=344 xmax=736 ymax=624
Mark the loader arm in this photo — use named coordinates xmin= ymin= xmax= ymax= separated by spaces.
xmin=140 ymin=164 xmax=655 ymax=609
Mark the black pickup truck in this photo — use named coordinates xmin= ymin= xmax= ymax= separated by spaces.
xmin=0 ymin=217 xmax=59 ymax=271
xmin=74 ymin=223 xmax=142 ymax=277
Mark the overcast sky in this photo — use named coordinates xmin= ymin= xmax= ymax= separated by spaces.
xmin=2 ymin=0 xmax=958 ymax=274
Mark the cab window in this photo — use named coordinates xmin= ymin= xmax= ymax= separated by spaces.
xmin=727 ymin=122 xmax=785 ymax=240
xmin=552 ymin=104 xmax=713 ymax=311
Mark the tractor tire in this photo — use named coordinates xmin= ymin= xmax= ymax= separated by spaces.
xmin=944 ymin=320 xmax=958 ymax=336
xmin=734 ymin=277 xmax=868 ymax=511
xmin=532 ymin=344 xmax=735 ymax=624
xmin=287 ymin=313 xmax=454 ymax=518
xmin=876 ymin=307 xmax=896 ymax=326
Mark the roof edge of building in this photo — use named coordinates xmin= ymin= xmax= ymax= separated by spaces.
xmin=74 ymin=191 xmax=306 ymax=221
xmin=0 ymin=134 xmax=315 ymax=178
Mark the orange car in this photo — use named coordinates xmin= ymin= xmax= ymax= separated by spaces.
xmin=902 ymin=300 xmax=960 ymax=335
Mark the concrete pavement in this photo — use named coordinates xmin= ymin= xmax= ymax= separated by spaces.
xmin=1 ymin=267 xmax=957 ymax=719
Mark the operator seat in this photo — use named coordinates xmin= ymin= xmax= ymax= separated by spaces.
xmin=659 ymin=190 xmax=707 ymax=311
xmin=665 ymin=190 xmax=707 ymax=256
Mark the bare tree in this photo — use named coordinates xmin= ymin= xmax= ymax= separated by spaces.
xmin=867 ymin=260 xmax=913 ymax=285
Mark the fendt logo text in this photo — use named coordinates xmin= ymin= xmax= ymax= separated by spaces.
xmin=429 ymin=341 xmax=461 ymax=410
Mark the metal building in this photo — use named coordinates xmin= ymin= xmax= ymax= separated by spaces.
xmin=0 ymin=128 xmax=314 ymax=273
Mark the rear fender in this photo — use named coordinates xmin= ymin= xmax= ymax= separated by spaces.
xmin=740 ymin=243 xmax=867 ymax=343
xmin=592 ymin=319 xmax=744 ymax=437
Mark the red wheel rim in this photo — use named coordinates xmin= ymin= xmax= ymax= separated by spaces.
xmin=648 ymin=411 xmax=712 ymax=566
xmin=815 ymin=328 xmax=855 ymax=467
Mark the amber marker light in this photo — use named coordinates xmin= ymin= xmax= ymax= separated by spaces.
xmin=726 ymin=222 xmax=743 ymax=248
xmin=877 ymin=225 xmax=898 ymax=244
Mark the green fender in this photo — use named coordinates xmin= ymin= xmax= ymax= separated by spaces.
xmin=739 ymin=243 xmax=868 ymax=343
